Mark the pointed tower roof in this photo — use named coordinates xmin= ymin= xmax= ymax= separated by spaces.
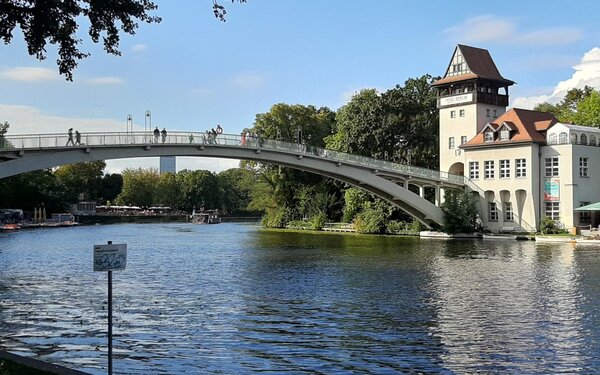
xmin=432 ymin=45 xmax=514 ymax=87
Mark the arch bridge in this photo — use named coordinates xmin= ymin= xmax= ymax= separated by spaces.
xmin=0 ymin=131 xmax=474 ymax=227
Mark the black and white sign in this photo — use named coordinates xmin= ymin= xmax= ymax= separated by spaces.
xmin=93 ymin=243 xmax=127 ymax=271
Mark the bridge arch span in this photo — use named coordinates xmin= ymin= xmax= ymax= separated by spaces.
xmin=0 ymin=132 xmax=459 ymax=227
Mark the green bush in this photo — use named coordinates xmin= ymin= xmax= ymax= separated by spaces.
xmin=261 ymin=206 xmax=289 ymax=228
xmin=308 ymin=212 xmax=326 ymax=230
xmin=440 ymin=189 xmax=478 ymax=234
xmin=354 ymin=206 xmax=385 ymax=234
xmin=386 ymin=220 xmax=406 ymax=234
xmin=539 ymin=216 xmax=566 ymax=234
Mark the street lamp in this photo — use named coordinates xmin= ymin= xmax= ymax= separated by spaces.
xmin=126 ymin=114 xmax=132 ymax=138
xmin=145 ymin=110 xmax=151 ymax=142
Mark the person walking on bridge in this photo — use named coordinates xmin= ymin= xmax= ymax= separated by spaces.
xmin=154 ymin=127 xmax=160 ymax=143
xmin=66 ymin=128 xmax=74 ymax=146
xmin=161 ymin=128 xmax=167 ymax=143
xmin=75 ymin=130 xmax=81 ymax=145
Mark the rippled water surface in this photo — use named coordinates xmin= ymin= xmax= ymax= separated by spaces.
xmin=1 ymin=223 xmax=600 ymax=374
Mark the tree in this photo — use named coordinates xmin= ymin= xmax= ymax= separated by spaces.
xmin=156 ymin=172 xmax=183 ymax=208
xmin=440 ymin=189 xmax=478 ymax=234
xmin=325 ymin=75 xmax=439 ymax=168
xmin=54 ymin=161 xmax=106 ymax=203
xmin=117 ymin=167 xmax=160 ymax=207
xmin=0 ymin=170 xmax=66 ymax=212
xmin=99 ymin=173 xmax=123 ymax=204
xmin=178 ymin=169 xmax=222 ymax=211
xmin=0 ymin=0 xmax=246 ymax=80
xmin=574 ymin=90 xmax=600 ymax=127
xmin=0 ymin=121 xmax=8 ymax=149
xmin=534 ymin=86 xmax=597 ymax=124
xmin=218 ymin=167 xmax=261 ymax=214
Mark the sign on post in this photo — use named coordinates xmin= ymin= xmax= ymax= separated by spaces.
xmin=93 ymin=243 xmax=127 ymax=271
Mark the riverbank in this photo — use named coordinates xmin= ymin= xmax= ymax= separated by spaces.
xmin=0 ymin=351 xmax=88 ymax=375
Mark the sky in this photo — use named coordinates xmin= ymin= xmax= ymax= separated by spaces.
xmin=1 ymin=0 xmax=600 ymax=173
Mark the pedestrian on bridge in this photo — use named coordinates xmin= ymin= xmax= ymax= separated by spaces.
xmin=66 ymin=128 xmax=74 ymax=146
xmin=154 ymin=127 xmax=160 ymax=143
xmin=189 ymin=133 xmax=194 ymax=143
xmin=75 ymin=130 xmax=81 ymax=145
xmin=161 ymin=128 xmax=167 ymax=143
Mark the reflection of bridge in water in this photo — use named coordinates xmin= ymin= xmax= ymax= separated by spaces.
xmin=0 ymin=131 xmax=479 ymax=227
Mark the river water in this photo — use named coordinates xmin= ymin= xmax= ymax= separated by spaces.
xmin=1 ymin=223 xmax=599 ymax=374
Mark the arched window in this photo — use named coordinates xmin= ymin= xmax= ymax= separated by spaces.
xmin=559 ymin=132 xmax=568 ymax=144
xmin=571 ymin=133 xmax=578 ymax=144
xmin=547 ymin=133 xmax=557 ymax=145
xmin=580 ymin=133 xmax=588 ymax=145
xmin=591 ymin=135 xmax=597 ymax=146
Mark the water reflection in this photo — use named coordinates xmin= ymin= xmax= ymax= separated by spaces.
xmin=1 ymin=225 xmax=600 ymax=373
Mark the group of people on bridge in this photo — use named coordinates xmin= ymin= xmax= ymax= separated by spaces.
xmin=66 ymin=128 xmax=82 ymax=146
xmin=154 ymin=127 xmax=168 ymax=143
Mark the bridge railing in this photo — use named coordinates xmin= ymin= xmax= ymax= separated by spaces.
xmin=1 ymin=131 xmax=465 ymax=185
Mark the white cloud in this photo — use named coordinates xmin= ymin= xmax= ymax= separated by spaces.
xmin=512 ymin=47 xmax=600 ymax=109
xmin=0 ymin=104 xmax=239 ymax=173
xmin=0 ymin=67 xmax=58 ymax=82
xmin=517 ymin=27 xmax=583 ymax=46
xmin=85 ymin=76 xmax=125 ymax=85
xmin=230 ymin=73 xmax=264 ymax=89
xmin=444 ymin=15 xmax=515 ymax=43
xmin=445 ymin=16 xmax=583 ymax=46
xmin=131 ymin=44 xmax=147 ymax=53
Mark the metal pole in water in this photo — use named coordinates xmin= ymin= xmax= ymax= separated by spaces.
xmin=107 ymin=241 xmax=113 ymax=375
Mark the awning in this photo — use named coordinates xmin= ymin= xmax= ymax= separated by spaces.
xmin=574 ymin=202 xmax=600 ymax=211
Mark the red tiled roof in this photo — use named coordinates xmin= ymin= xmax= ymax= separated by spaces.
xmin=462 ymin=108 xmax=558 ymax=148
xmin=432 ymin=45 xmax=514 ymax=87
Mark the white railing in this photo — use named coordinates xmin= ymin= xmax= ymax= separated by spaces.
xmin=0 ymin=131 xmax=466 ymax=186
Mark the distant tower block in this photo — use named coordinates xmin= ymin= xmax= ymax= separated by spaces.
xmin=160 ymin=156 xmax=176 ymax=175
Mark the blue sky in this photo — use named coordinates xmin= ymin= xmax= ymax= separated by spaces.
xmin=1 ymin=0 xmax=600 ymax=172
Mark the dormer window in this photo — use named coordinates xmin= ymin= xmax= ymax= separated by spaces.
xmin=500 ymin=129 xmax=509 ymax=140
xmin=484 ymin=131 xmax=494 ymax=142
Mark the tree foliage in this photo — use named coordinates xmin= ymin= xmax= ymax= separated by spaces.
xmin=54 ymin=161 xmax=106 ymax=202
xmin=534 ymin=86 xmax=600 ymax=127
xmin=0 ymin=170 xmax=65 ymax=212
xmin=325 ymin=75 xmax=439 ymax=168
xmin=0 ymin=0 xmax=161 ymax=80
xmin=117 ymin=167 xmax=160 ymax=207
xmin=440 ymin=189 xmax=478 ymax=234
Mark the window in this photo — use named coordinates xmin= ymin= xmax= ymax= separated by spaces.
xmin=500 ymin=159 xmax=510 ymax=178
xmin=545 ymin=157 xmax=559 ymax=177
xmin=581 ymin=134 xmax=588 ymax=145
xmin=548 ymin=133 xmax=557 ymax=145
xmin=449 ymin=137 xmax=455 ymax=149
xmin=559 ymin=132 xmax=568 ymax=144
xmin=489 ymin=202 xmax=498 ymax=221
xmin=484 ymin=160 xmax=495 ymax=179
xmin=450 ymin=110 xmax=456 ymax=118
xmin=580 ymin=157 xmax=589 ymax=177
xmin=516 ymin=158 xmax=526 ymax=178
xmin=461 ymin=136 xmax=467 ymax=145
xmin=486 ymin=108 xmax=490 ymax=117
xmin=493 ymin=109 xmax=498 ymax=117
xmin=484 ymin=131 xmax=494 ymax=142
xmin=545 ymin=202 xmax=560 ymax=221
xmin=571 ymin=133 xmax=578 ymax=144
xmin=500 ymin=129 xmax=510 ymax=140
xmin=459 ymin=109 xmax=465 ymax=117
xmin=504 ymin=202 xmax=514 ymax=222
xmin=469 ymin=161 xmax=480 ymax=179
xmin=591 ymin=135 xmax=597 ymax=146
xmin=579 ymin=202 xmax=591 ymax=224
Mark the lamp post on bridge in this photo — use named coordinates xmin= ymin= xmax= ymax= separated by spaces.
xmin=145 ymin=110 xmax=151 ymax=143
xmin=126 ymin=114 xmax=133 ymax=141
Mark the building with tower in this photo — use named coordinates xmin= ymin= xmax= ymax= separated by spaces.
xmin=434 ymin=45 xmax=600 ymax=232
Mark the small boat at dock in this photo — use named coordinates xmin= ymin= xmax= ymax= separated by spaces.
xmin=189 ymin=208 xmax=221 ymax=224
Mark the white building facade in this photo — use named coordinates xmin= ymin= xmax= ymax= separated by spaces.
xmin=435 ymin=45 xmax=600 ymax=232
